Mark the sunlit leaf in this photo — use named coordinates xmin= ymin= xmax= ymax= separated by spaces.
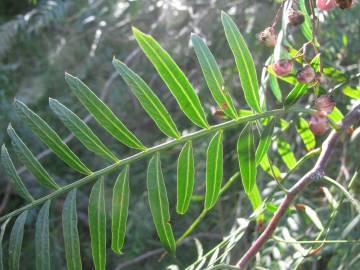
xmin=221 ymin=12 xmax=261 ymax=112
xmin=88 ymin=178 xmax=106 ymax=270
xmin=113 ymin=59 xmax=180 ymax=138
xmin=35 ymin=201 xmax=51 ymax=270
xmin=9 ymin=211 xmax=28 ymax=270
xmin=259 ymin=155 xmax=282 ymax=180
xmin=62 ymin=189 xmax=82 ymax=270
xmin=133 ymin=28 xmax=209 ymax=129
xmin=328 ymin=106 xmax=344 ymax=123
xmin=247 ymin=183 xmax=264 ymax=222
xmin=343 ymin=86 xmax=360 ymax=99
xmin=65 ymin=73 xmax=146 ymax=150
xmin=191 ymin=34 xmax=238 ymax=119
xmin=147 ymin=153 xmax=176 ymax=254
xmin=269 ymin=74 xmax=282 ymax=102
xmin=177 ymin=142 xmax=194 ymax=214
xmin=296 ymin=117 xmax=315 ymax=151
xmin=111 ymin=166 xmax=130 ymax=254
xmin=255 ymin=119 xmax=275 ymax=164
xmin=237 ymin=124 xmax=256 ymax=194
xmin=299 ymin=0 xmax=313 ymax=41
xmin=277 ymin=137 xmax=297 ymax=170
xmin=205 ymin=131 xmax=223 ymax=210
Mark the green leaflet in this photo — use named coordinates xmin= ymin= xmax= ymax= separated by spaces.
xmin=237 ymin=124 xmax=256 ymax=194
xmin=35 ymin=201 xmax=51 ymax=270
xmin=1 ymin=145 xmax=34 ymax=202
xmin=343 ymin=86 xmax=360 ymax=99
xmin=267 ymin=65 xmax=298 ymax=85
xmin=191 ymin=34 xmax=238 ymax=119
xmin=328 ymin=106 xmax=344 ymax=123
xmin=176 ymin=141 xmax=195 ymax=214
xmin=7 ymin=125 xmax=59 ymax=190
xmin=299 ymin=0 xmax=313 ymax=41
xmin=132 ymin=27 xmax=209 ymax=129
xmin=88 ymin=178 xmax=106 ymax=270
xmin=14 ymin=100 xmax=92 ymax=175
xmin=205 ymin=131 xmax=223 ymax=210
xmin=296 ymin=117 xmax=315 ymax=151
xmin=147 ymin=153 xmax=176 ymax=254
xmin=112 ymin=59 xmax=180 ymax=138
xmin=0 ymin=219 xmax=11 ymax=270
xmin=302 ymin=205 xmax=324 ymax=231
xmin=49 ymin=99 xmax=119 ymax=162
xmin=277 ymin=137 xmax=297 ymax=170
xmin=111 ymin=166 xmax=130 ymax=254
xmin=247 ymin=183 xmax=264 ymax=223
xmin=62 ymin=189 xmax=82 ymax=270
xmin=221 ymin=12 xmax=261 ymax=113
xmin=255 ymin=120 xmax=275 ymax=164
xmin=269 ymin=74 xmax=282 ymax=102
xmin=259 ymin=155 xmax=282 ymax=180
xmin=65 ymin=73 xmax=146 ymax=150
xmin=9 ymin=211 xmax=27 ymax=270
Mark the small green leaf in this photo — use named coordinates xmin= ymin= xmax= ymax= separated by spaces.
xmin=14 ymin=100 xmax=92 ymax=175
xmin=299 ymin=0 xmax=313 ymax=41
xmin=112 ymin=59 xmax=180 ymax=138
xmin=205 ymin=131 xmax=223 ymax=210
xmin=328 ymin=106 xmax=344 ymax=123
xmin=343 ymin=86 xmax=360 ymax=99
xmin=7 ymin=125 xmax=59 ymax=190
xmin=111 ymin=166 xmax=130 ymax=254
xmin=191 ymin=34 xmax=238 ymax=119
xmin=237 ymin=124 xmax=256 ymax=194
xmin=88 ymin=178 xmax=106 ymax=270
xmin=247 ymin=183 xmax=264 ymax=223
xmin=49 ymin=99 xmax=118 ymax=162
xmin=133 ymin=27 xmax=209 ymax=129
xmin=62 ymin=189 xmax=82 ymax=270
xmin=1 ymin=145 xmax=34 ymax=202
xmin=296 ymin=117 xmax=315 ymax=151
xmin=176 ymin=141 xmax=194 ymax=214
xmin=277 ymin=137 xmax=297 ymax=170
xmin=9 ymin=211 xmax=28 ymax=270
xmin=35 ymin=201 xmax=51 ymax=270
xmin=147 ymin=153 xmax=176 ymax=254
xmin=259 ymin=155 xmax=282 ymax=180
xmin=269 ymin=74 xmax=282 ymax=102
xmin=255 ymin=120 xmax=275 ymax=164
xmin=0 ymin=219 xmax=11 ymax=270
xmin=221 ymin=12 xmax=261 ymax=113
xmin=65 ymin=73 xmax=146 ymax=150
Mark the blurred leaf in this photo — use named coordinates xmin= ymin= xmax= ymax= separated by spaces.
xmin=299 ymin=0 xmax=313 ymax=41
xmin=177 ymin=142 xmax=194 ymax=214
xmin=269 ymin=74 xmax=282 ymax=102
xmin=259 ymin=155 xmax=282 ymax=180
xmin=296 ymin=117 xmax=316 ymax=151
xmin=255 ymin=119 xmax=275 ymax=164
xmin=111 ymin=166 xmax=130 ymax=255
xmin=1 ymin=145 xmax=34 ymax=202
xmin=35 ymin=201 xmax=51 ymax=270
xmin=147 ymin=153 xmax=176 ymax=254
xmin=7 ymin=125 xmax=59 ymax=190
xmin=49 ymin=98 xmax=119 ymax=162
xmin=62 ymin=189 xmax=82 ymax=270
xmin=133 ymin=28 xmax=208 ymax=129
xmin=88 ymin=178 xmax=106 ymax=270
xmin=302 ymin=205 xmax=324 ymax=231
xmin=14 ymin=100 xmax=92 ymax=175
xmin=205 ymin=131 xmax=223 ymax=210
xmin=237 ymin=124 xmax=256 ymax=194
xmin=343 ymin=86 xmax=360 ymax=99
xmin=191 ymin=34 xmax=238 ymax=119
xmin=65 ymin=73 xmax=146 ymax=150
xmin=9 ymin=211 xmax=28 ymax=270
xmin=328 ymin=107 xmax=344 ymax=123
xmin=221 ymin=12 xmax=261 ymax=113
xmin=112 ymin=59 xmax=180 ymax=138
xmin=277 ymin=137 xmax=297 ymax=170
xmin=248 ymin=183 xmax=264 ymax=222
xmin=0 ymin=219 xmax=10 ymax=270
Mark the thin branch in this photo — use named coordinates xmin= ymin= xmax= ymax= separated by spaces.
xmin=235 ymin=104 xmax=360 ymax=268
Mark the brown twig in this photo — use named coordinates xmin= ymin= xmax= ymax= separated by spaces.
xmin=235 ymin=104 xmax=360 ymax=268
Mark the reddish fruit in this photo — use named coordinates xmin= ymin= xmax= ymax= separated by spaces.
xmin=258 ymin=27 xmax=277 ymax=47
xmin=314 ymin=95 xmax=336 ymax=113
xmin=272 ymin=60 xmax=293 ymax=76
xmin=336 ymin=0 xmax=352 ymax=9
xmin=316 ymin=0 xmax=337 ymax=10
xmin=309 ymin=111 xmax=329 ymax=135
xmin=297 ymin=65 xmax=316 ymax=83
xmin=288 ymin=8 xmax=305 ymax=26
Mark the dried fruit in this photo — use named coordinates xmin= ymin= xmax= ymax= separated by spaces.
xmin=336 ymin=0 xmax=352 ymax=9
xmin=272 ymin=60 xmax=293 ymax=76
xmin=316 ymin=0 xmax=337 ymax=10
xmin=314 ymin=95 xmax=336 ymax=113
xmin=309 ymin=111 xmax=329 ymax=135
xmin=258 ymin=27 xmax=277 ymax=47
xmin=297 ymin=65 xmax=316 ymax=83
xmin=288 ymin=8 xmax=305 ymax=26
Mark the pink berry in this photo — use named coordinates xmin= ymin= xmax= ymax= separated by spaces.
xmin=297 ymin=65 xmax=316 ymax=83
xmin=309 ymin=111 xmax=329 ymax=135
xmin=314 ymin=95 xmax=336 ymax=113
xmin=316 ymin=0 xmax=337 ymax=10
xmin=258 ymin=27 xmax=277 ymax=47
xmin=272 ymin=60 xmax=293 ymax=76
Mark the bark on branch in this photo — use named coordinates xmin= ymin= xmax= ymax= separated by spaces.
xmin=235 ymin=104 xmax=360 ymax=268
